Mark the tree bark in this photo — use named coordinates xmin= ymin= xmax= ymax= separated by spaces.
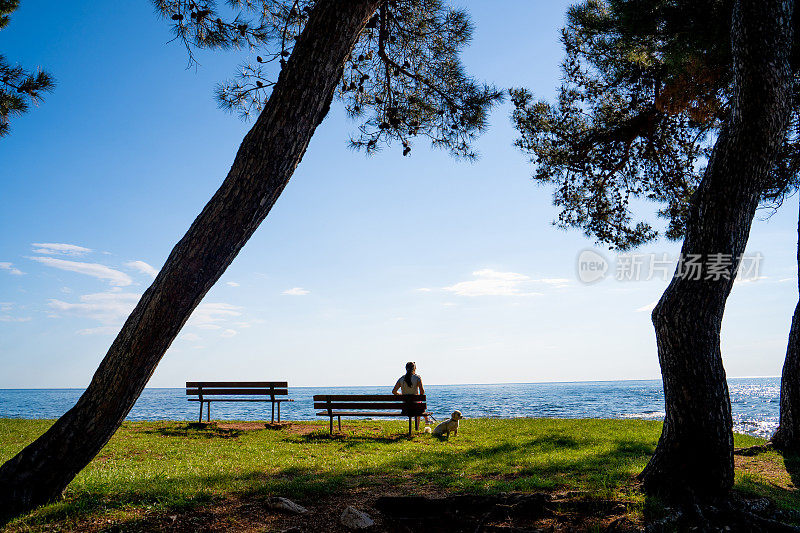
xmin=773 ymin=201 xmax=800 ymax=452
xmin=0 ymin=0 xmax=380 ymax=516
xmin=639 ymin=0 xmax=793 ymax=500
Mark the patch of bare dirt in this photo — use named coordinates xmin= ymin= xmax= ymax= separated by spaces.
xmin=215 ymin=422 xmax=278 ymax=431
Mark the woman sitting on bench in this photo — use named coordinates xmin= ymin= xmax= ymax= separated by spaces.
xmin=392 ymin=362 xmax=428 ymax=426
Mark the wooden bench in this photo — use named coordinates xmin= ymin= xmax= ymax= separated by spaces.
xmin=186 ymin=381 xmax=292 ymax=423
xmin=313 ymin=394 xmax=427 ymax=436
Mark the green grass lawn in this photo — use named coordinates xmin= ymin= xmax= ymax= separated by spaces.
xmin=0 ymin=418 xmax=795 ymax=531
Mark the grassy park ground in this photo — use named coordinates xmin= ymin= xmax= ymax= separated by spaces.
xmin=0 ymin=418 xmax=797 ymax=531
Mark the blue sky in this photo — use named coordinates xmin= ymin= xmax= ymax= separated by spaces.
xmin=1 ymin=0 xmax=797 ymax=388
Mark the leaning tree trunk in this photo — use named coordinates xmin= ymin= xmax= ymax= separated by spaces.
xmin=0 ymin=0 xmax=380 ymax=516
xmin=639 ymin=0 xmax=793 ymax=501
xmin=773 ymin=201 xmax=800 ymax=452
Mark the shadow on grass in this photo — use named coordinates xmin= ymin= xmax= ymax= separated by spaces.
xmin=291 ymin=432 xmax=412 ymax=445
xmin=139 ymin=423 xmax=244 ymax=439
xmin=783 ymin=452 xmax=800 ymax=488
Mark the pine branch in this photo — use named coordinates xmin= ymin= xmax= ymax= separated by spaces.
xmin=0 ymin=0 xmax=55 ymax=138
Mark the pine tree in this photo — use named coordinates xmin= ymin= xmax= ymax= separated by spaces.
xmin=514 ymin=0 xmax=800 ymax=457
xmin=0 ymin=0 xmax=54 ymax=137
xmin=512 ymin=0 xmax=794 ymax=499
xmin=0 ymin=0 xmax=500 ymax=516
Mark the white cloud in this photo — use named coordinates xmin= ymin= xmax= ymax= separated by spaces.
xmin=283 ymin=287 xmax=310 ymax=296
xmin=0 ymin=302 xmax=13 ymax=312
xmin=184 ymin=304 xmax=249 ymax=342
xmin=31 ymin=242 xmax=92 ymax=256
xmin=30 ymin=257 xmax=132 ymax=286
xmin=635 ymin=300 xmax=659 ymax=313
xmin=0 ymin=262 xmax=24 ymax=275
xmin=442 ymin=269 xmax=542 ymax=297
xmin=49 ymin=291 xmax=141 ymax=324
xmin=186 ymin=302 xmax=242 ymax=329
xmin=125 ymin=260 xmax=158 ymax=278
xmin=226 ymin=281 xmax=240 ymax=287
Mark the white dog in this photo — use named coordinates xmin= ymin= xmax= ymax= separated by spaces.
xmin=431 ymin=410 xmax=463 ymax=437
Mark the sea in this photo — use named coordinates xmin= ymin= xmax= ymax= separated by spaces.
xmin=0 ymin=377 xmax=781 ymax=439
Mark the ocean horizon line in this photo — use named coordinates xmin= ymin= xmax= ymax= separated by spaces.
xmin=0 ymin=375 xmax=780 ymax=391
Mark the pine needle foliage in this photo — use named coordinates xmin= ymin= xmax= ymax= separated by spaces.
xmin=0 ymin=0 xmax=55 ymax=138
xmin=511 ymin=0 xmax=800 ymax=250
xmin=153 ymin=0 xmax=502 ymax=159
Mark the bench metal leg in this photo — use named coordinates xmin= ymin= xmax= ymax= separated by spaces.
xmin=277 ymin=402 xmax=281 ymax=423
xmin=415 ymin=417 xmax=419 ymax=431
xmin=207 ymin=402 xmax=211 ymax=422
xmin=408 ymin=417 xmax=412 ymax=437
xmin=271 ymin=402 xmax=275 ymax=424
xmin=338 ymin=416 xmax=342 ymax=432
xmin=198 ymin=401 xmax=203 ymax=423
xmin=329 ymin=416 xmax=333 ymax=434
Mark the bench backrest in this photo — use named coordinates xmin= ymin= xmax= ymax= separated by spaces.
xmin=313 ymin=394 xmax=426 ymax=415
xmin=186 ymin=381 xmax=288 ymax=399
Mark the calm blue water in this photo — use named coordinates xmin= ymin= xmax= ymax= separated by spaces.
xmin=0 ymin=377 xmax=780 ymax=439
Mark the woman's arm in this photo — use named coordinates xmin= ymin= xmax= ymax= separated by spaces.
xmin=418 ymin=379 xmax=425 ymax=395
xmin=392 ymin=381 xmax=401 ymax=395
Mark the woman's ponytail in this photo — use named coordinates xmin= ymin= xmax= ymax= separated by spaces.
xmin=404 ymin=361 xmax=415 ymax=387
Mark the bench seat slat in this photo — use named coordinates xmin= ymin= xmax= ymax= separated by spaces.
xmin=314 ymin=402 xmax=425 ymax=410
xmin=187 ymin=388 xmax=288 ymax=396
xmin=188 ymin=398 xmax=293 ymax=402
xmin=313 ymin=394 xmax=425 ymax=401
xmin=316 ymin=411 xmax=421 ymax=417
xmin=186 ymin=381 xmax=287 ymax=388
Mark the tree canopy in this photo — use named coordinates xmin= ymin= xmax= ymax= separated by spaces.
xmin=0 ymin=0 xmax=54 ymax=138
xmin=154 ymin=0 xmax=502 ymax=159
xmin=511 ymin=0 xmax=800 ymax=250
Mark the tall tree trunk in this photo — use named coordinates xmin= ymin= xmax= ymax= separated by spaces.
xmin=0 ymin=0 xmax=380 ymax=516
xmin=639 ymin=0 xmax=793 ymax=501
xmin=773 ymin=201 xmax=800 ymax=452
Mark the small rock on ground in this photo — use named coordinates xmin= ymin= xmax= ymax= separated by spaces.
xmin=340 ymin=506 xmax=375 ymax=529
xmin=266 ymin=496 xmax=309 ymax=515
